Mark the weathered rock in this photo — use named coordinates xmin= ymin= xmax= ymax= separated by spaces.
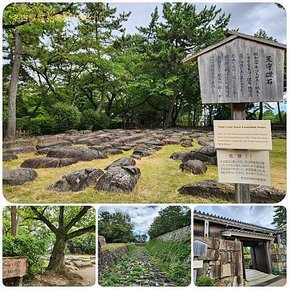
xmin=21 ymin=157 xmax=78 ymax=168
xmin=5 ymin=146 xmax=35 ymax=155
xmin=182 ymin=151 xmax=212 ymax=163
xmin=180 ymin=160 xmax=207 ymax=174
xmin=198 ymin=145 xmax=216 ymax=157
xmin=198 ymin=138 xmax=213 ymax=147
xmin=163 ymin=137 xmax=180 ymax=145
xmin=250 ymin=186 xmax=286 ymax=203
xmin=3 ymin=139 xmax=35 ymax=149
xmin=181 ymin=139 xmax=192 ymax=147
xmin=36 ymin=140 xmax=72 ymax=150
xmin=105 ymin=157 xmax=136 ymax=170
xmin=117 ymin=145 xmax=134 ymax=151
xmin=3 ymin=153 xmax=18 ymax=161
xmin=179 ymin=180 xmax=285 ymax=203
xmin=49 ymin=168 xmax=104 ymax=192
xmin=96 ymin=166 xmax=141 ymax=193
xmin=47 ymin=146 xmax=106 ymax=161
xmin=131 ymin=154 xmax=142 ymax=160
xmin=36 ymin=147 xmax=52 ymax=155
xmin=145 ymin=140 xmax=165 ymax=146
xmin=178 ymin=180 xmax=234 ymax=201
xmin=170 ymin=151 xmax=191 ymax=161
xmin=103 ymin=148 xmax=123 ymax=155
xmin=3 ymin=168 xmax=38 ymax=185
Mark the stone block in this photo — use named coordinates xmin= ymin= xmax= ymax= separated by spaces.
xmin=219 ymin=239 xmax=226 ymax=250
xmin=210 ymin=264 xmax=221 ymax=279
xmin=221 ymin=263 xmax=232 ymax=278
xmin=207 ymin=249 xmax=219 ymax=261
xmin=220 ymin=251 xmax=231 ymax=264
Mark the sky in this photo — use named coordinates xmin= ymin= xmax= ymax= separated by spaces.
xmin=195 ymin=205 xmax=280 ymax=229
xmin=112 ymin=2 xmax=286 ymax=43
xmin=99 ymin=205 xmax=169 ymax=235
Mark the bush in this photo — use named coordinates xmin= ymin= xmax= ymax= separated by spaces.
xmin=52 ymin=103 xmax=81 ymax=133
xmin=196 ymin=276 xmax=215 ymax=286
xmin=28 ymin=115 xmax=56 ymax=135
xmin=80 ymin=109 xmax=110 ymax=130
xmin=3 ymin=233 xmax=47 ymax=275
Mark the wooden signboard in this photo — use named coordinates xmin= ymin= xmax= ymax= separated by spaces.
xmin=214 ymin=120 xmax=272 ymax=150
xmin=217 ymin=150 xmax=271 ymax=186
xmin=3 ymin=257 xmax=28 ymax=279
xmin=198 ymin=38 xmax=284 ymax=104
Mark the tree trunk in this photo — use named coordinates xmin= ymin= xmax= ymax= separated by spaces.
xmin=95 ymin=93 xmax=105 ymax=113
xmin=277 ymin=102 xmax=283 ymax=124
xmin=6 ymin=29 xmax=22 ymax=140
xmin=164 ymin=83 xmax=178 ymax=128
xmin=259 ymin=102 xmax=263 ymax=120
xmin=11 ymin=206 xmax=18 ymax=236
xmin=47 ymin=236 xmax=67 ymax=273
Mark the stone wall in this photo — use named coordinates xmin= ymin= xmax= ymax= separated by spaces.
xmin=194 ymin=236 xmax=243 ymax=286
xmin=98 ymin=246 xmax=129 ymax=277
xmin=154 ymin=226 xmax=191 ymax=242
xmin=269 ymin=243 xmax=287 ymax=273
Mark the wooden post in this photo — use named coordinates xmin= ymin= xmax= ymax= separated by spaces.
xmin=231 ymin=103 xmax=250 ymax=203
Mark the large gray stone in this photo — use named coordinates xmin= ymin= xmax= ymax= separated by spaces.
xmin=21 ymin=157 xmax=78 ymax=168
xmin=36 ymin=140 xmax=72 ymax=150
xmin=3 ymin=168 xmax=38 ymax=185
xmin=49 ymin=168 xmax=104 ymax=192
xmin=105 ymin=157 xmax=136 ymax=171
xmin=178 ymin=180 xmax=234 ymax=201
xmin=180 ymin=160 xmax=207 ymax=174
xmin=47 ymin=146 xmax=106 ymax=161
xmin=198 ymin=145 xmax=216 ymax=157
xmin=5 ymin=146 xmax=35 ymax=155
xmin=170 ymin=151 xmax=191 ymax=161
xmin=3 ymin=153 xmax=18 ymax=161
xmin=182 ymin=151 xmax=212 ymax=163
xmin=96 ymin=166 xmax=141 ymax=193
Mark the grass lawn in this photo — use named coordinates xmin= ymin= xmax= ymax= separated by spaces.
xmin=3 ymin=139 xmax=286 ymax=204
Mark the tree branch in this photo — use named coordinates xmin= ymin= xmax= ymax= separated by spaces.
xmin=30 ymin=206 xmax=58 ymax=235
xmin=59 ymin=206 xmax=64 ymax=229
xmin=3 ymin=3 xmax=74 ymax=29
xmin=64 ymin=206 xmax=92 ymax=233
xmin=66 ymin=225 xmax=95 ymax=240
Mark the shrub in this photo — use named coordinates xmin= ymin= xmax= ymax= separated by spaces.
xmin=80 ymin=109 xmax=110 ymax=130
xmin=28 ymin=115 xmax=56 ymax=135
xmin=52 ymin=103 xmax=81 ymax=133
xmin=196 ymin=276 xmax=215 ymax=286
xmin=3 ymin=233 xmax=47 ymax=275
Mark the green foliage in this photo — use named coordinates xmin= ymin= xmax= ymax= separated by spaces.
xmin=80 ymin=109 xmax=110 ymax=130
xmin=148 ymin=206 xmax=191 ymax=239
xmin=145 ymin=237 xmax=191 ymax=285
xmin=67 ymin=233 xmax=95 ymax=254
xmin=271 ymin=206 xmax=286 ymax=229
xmin=28 ymin=115 xmax=56 ymax=135
xmin=98 ymin=211 xmax=134 ymax=243
xmin=196 ymin=276 xmax=215 ymax=286
xmin=52 ymin=103 xmax=81 ymax=133
xmin=3 ymin=233 xmax=47 ymax=275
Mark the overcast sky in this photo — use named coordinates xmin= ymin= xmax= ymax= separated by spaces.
xmin=112 ymin=2 xmax=286 ymax=43
xmin=99 ymin=205 xmax=169 ymax=235
xmin=195 ymin=206 xmax=281 ymax=229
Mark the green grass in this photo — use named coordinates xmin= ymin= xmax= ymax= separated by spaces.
xmin=101 ymin=243 xmax=130 ymax=251
xmin=145 ymin=237 xmax=191 ymax=286
xmin=3 ymin=139 xmax=286 ymax=203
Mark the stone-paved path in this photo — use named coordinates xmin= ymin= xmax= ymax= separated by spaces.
xmin=99 ymin=248 xmax=177 ymax=287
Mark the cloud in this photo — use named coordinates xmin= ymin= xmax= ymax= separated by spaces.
xmin=195 ymin=205 xmax=278 ymax=229
xmin=113 ymin=3 xmax=286 ymax=43
xmin=98 ymin=205 xmax=168 ymax=234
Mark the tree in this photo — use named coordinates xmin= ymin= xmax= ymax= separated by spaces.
xmin=30 ymin=206 xmax=95 ymax=273
xmin=138 ymin=3 xmax=230 ymax=127
xmin=98 ymin=211 xmax=134 ymax=243
xmin=271 ymin=206 xmax=286 ymax=229
xmin=3 ymin=3 xmax=75 ymax=140
xmin=148 ymin=206 xmax=191 ymax=239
